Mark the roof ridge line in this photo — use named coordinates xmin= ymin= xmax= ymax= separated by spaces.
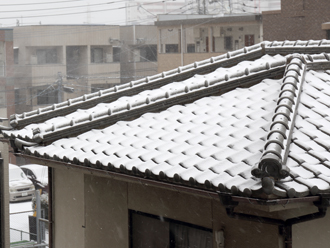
xmin=27 ymin=56 xmax=286 ymax=146
xmin=8 ymin=43 xmax=265 ymax=130
xmin=264 ymin=39 xmax=330 ymax=55
xmin=251 ymin=55 xmax=308 ymax=196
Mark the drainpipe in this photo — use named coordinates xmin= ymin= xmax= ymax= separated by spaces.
xmin=219 ymin=192 xmax=330 ymax=248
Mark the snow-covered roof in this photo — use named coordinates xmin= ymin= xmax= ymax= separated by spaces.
xmin=4 ymin=40 xmax=330 ymax=199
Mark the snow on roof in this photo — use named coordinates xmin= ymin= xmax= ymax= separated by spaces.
xmin=4 ymin=40 xmax=330 ymax=199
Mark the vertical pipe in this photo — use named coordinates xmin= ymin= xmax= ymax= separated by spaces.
xmin=181 ymin=24 xmax=183 ymax=66
xmin=36 ymin=189 xmax=41 ymax=244
xmin=280 ymin=225 xmax=292 ymax=248
xmin=133 ymin=25 xmax=136 ymax=79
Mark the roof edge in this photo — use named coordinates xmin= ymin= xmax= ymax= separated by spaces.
xmin=252 ymin=55 xmax=308 ymax=197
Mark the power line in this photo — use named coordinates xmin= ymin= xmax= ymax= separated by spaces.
xmin=0 ymin=2 xmax=111 ymax=13
xmin=0 ymin=0 xmax=84 ymax=6
xmin=0 ymin=0 xmax=169 ymax=20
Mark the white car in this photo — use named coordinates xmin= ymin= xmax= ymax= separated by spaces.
xmin=9 ymin=164 xmax=35 ymax=202
xmin=20 ymin=164 xmax=48 ymax=190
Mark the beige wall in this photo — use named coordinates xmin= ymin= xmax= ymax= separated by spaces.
xmin=1 ymin=142 xmax=10 ymax=248
xmin=293 ymin=212 xmax=330 ymax=248
xmin=84 ymin=175 xmax=128 ymax=248
xmin=158 ymin=52 xmax=223 ymax=72
xmin=52 ymin=166 xmax=283 ymax=248
xmin=12 ymin=25 xmax=122 ymax=111
xmin=157 ymin=21 xmax=262 ymax=72
xmin=14 ymin=26 xmax=120 ymax=47
xmin=53 ymin=167 xmax=85 ymax=248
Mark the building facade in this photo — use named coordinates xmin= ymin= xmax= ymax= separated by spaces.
xmin=120 ymin=25 xmax=158 ymax=84
xmin=155 ymin=14 xmax=263 ymax=72
xmin=0 ymin=28 xmax=13 ymax=248
xmin=13 ymin=25 xmax=121 ymax=113
xmin=263 ymin=0 xmax=330 ymax=41
xmin=0 ymin=28 xmax=15 ymax=119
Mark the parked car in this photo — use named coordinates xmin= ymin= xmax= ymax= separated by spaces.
xmin=9 ymin=164 xmax=35 ymax=202
xmin=20 ymin=164 xmax=48 ymax=192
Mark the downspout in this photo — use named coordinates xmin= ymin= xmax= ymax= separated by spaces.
xmin=219 ymin=192 xmax=330 ymax=248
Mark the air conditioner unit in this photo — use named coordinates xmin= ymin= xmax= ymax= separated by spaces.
xmin=30 ymin=55 xmax=37 ymax=65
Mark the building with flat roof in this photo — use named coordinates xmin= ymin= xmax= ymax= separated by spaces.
xmin=13 ymin=25 xmax=121 ymax=113
xmin=155 ymin=14 xmax=263 ymax=72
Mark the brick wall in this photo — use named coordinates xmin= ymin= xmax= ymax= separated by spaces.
xmin=263 ymin=0 xmax=330 ymax=41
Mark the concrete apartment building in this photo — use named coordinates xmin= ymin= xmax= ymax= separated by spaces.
xmin=263 ymin=0 xmax=330 ymax=41
xmin=13 ymin=25 xmax=122 ymax=113
xmin=0 ymin=28 xmax=15 ymax=120
xmin=120 ymin=25 xmax=158 ymax=84
xmin=0 ymin=28 xmax=13 ymax=248
xmin=155 ymin=14 xmax=263 ymax=72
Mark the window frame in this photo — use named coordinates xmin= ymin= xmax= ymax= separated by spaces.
xmin=129 ymin=210 xmax=213 ymax=248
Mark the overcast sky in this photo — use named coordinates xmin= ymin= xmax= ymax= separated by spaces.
xmin=0 ymin=0 xmax=128 ymax=27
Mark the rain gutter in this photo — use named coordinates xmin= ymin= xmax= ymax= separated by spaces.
xmin=18 ymin=153 xmax=324 ymax=206
xmin=219 ymin=192 xmax=330 ymax=248
xmin=16 ymin=153 xmax=329 ymax=248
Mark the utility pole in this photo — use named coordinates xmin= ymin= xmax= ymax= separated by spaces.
xmin=56 ymin=72 xmax=74 ymax=104
xmin=57 ymin=72 xmax=63 ymax=103
xmin=229 ymin=0 xmax=233 ymax=14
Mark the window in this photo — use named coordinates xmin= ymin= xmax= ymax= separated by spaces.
xmin=224 ymin=36 xmax=233 ymax=51
xmin=0 ymin=88 xmax=6 ymax=106
xmin=140 ymin=45 xmax=157 ymax=62
xmin=37 ymin=88 xmax=58 ymax=105
xmin=130 ymin=211 xmax=213 ymax=248
xmin=0 ymin=61 xmax=4 ymax=77
xmin=113 ymin=47 xmax=121 ymax=62
xmin=36 ymin=48 xmax=57 ymax=64
xmin=14 ymin=49 xmax=19 ymax=64
xmin=326 ymin=30 xmax=330 ymax=40
xmin=187 ymin=44 xmax=195 ymax=53
xmin=165 ymin=44 xmax=179 ymax=53
xmin=91 ymin=47 xmax=104 ymax=63
xmin=245 ymin=35 xmax=255 ymax=47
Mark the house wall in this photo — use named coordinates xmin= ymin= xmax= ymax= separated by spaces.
xmin=52 ymin=166 xmax=282 ymax=248
xmin=53 ymin=168 xmax=85 ymax=248
xmin=1 ymin=142 xmax=10 ymax=248
xmin=263 ymin=0 xmax=330 ymax=40
xmin=84 ymin=175 xmax=128 ymax=247
xmin=293 ymin=212 xmax=330 ymax=248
